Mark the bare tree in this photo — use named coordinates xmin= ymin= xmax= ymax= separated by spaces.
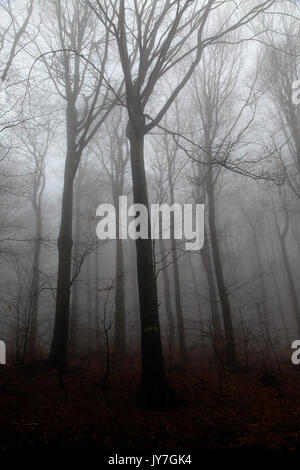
xmin=19 ymin=118 xmax=52 ymax=357
xmin=33 ymin=0 xmax=117 ymax=370
xmin=187 ymin=38 xmax=248 ymax=367
xmin=88 ymin=0 xmax=276 ymax=406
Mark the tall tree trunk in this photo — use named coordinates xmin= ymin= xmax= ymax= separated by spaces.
xmin=48 ymin=171 xmax=74 ymax=369
xmin=169 ymin=184 xmax=188 ymax=363
xmin=70 ymin=167 xmax=81 ymax=354
xmin=48 ymin=104 xmax=78 ymax=369
xmin=94 ymin=241 xmax=100 ymax=349
xmin=113 ymin=192 xmax=126 ymax=357
xmin=291 ymin=216 xmax=300 ymax=257
xmin=129 ymin=240 xmax=140 ymax=349
xmin=29 ymin=204 xmax=42 ymax=356
xmin=170 ymin=237 xmax=188 ymax=363
xmin=271 ymin=270 xmax=290 ymax=344
xmin=86 ymin=251 xmax=92 ymax=352
xmin=251 ymin=229 xmax=271 ymax=347
xmin=263 ymin=225 xmax=290 ymax=344
xmin=206 ymin=171 xmax=238 ymax=367
xmin=113 ymin=235 xmax=126 ymax=356
xmin=194 ymin=168 xmax=222 ymax=340
xmin=188 ymin=253 xmax=203 ymax=331
xmin=159 ymin=237 xmax=175 ymax=357
xmin=126 ymin=120 xmax=171 ymax=408
xmin=200 ymin=230 xmax=222 ymax=340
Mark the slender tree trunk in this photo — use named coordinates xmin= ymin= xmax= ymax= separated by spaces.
xmin=271 ymin=270 xmax=290 ymax=344
xmin=70 ymin=168 xmax=81 ymax=354
xmin=263 ymin=226 xmax=290 ymax=345
xmin=126 ymin=119 xmax=172 ymax=407
xmin=129 ymin=240 xmax=140 ymax=349
xmin=200 ymin=229 xmax=222 ymax=339
xmin=94 ymin=241 xmax=100 ymax=349
xmin=113 ymin=192 xmax=126 ymax=356
xmin=113 ymin=235 xmax=126 ymax=356
xmin=188 ymin=253 xmax=203 ymax=331
xmin=251 ymin=230 xmax=271 ymax=345
xmin=206 ymin=171 xmax=238 ymax=367
xmin=159 ymin=237 xmax=175 ymax=354
xmin=29 ymin=205 xmax=42 ymax=356
xmin=291 ymin=114 xmax=300 ymax=172
xmin=170 ymin=237 xmax=188 ymax=363
xmin=291 ymin=216 xmax=300 ymax=257
xmin=194 ymin=170 xmax=222 ymax=340
xmin=86 ymin=250 xmax=92 ymax=352
xmin=168 ymin=183 xmax=188 ymax=363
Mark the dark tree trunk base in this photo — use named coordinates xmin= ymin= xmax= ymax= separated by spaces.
xmin=46 ymin=357 xmax=70 ymax=374
xmin=137 ymin=381 xmax=186 ymax=410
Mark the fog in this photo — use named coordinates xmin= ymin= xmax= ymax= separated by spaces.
xmin=1 ymin=0 xmax=300 ymax=454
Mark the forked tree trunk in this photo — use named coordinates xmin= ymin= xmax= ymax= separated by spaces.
xmin=126 ymin=120 xmax=174 ymax=408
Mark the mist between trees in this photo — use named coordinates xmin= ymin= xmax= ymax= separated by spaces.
xmin=0 ymin=0 xmax=300 ymax=410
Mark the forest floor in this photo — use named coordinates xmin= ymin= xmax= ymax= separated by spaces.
xmin=1 ymin=352 xmax=300 ymax=453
